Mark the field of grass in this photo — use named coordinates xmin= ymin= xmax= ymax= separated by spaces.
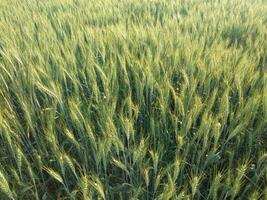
xmin=0 ymin=0 xmax=266 ymax=199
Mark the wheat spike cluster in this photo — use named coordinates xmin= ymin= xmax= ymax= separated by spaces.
xmin=0 ymin=0 xmax=266 ymax=199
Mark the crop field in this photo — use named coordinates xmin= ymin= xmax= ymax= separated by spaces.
xmin=0 ymin=0 xmax=266 ymax=199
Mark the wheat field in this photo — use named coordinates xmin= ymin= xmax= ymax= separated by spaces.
xmin=0 ymin=0 xmax=266 ymax=199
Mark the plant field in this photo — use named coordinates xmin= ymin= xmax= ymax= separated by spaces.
xmin=0 ymin=0 xmax=266 ymax=199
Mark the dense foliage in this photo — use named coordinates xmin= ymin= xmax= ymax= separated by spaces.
xmin=0 ymin=0 xmax=266 ymax=199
